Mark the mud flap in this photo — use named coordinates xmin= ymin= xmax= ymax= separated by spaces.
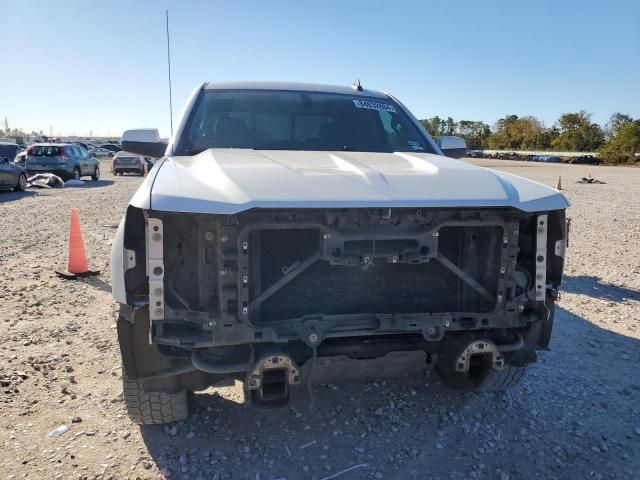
xmin=537 ymin=298 xmax=556 ymax=350
xmin=117 ymin=305 xmax=174 ymax=380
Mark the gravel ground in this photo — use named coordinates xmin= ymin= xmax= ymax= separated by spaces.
xmin=0 ymin=158 xmax=638 ymax=480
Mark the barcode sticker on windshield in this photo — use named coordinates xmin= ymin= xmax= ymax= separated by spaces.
xmin=353 ymin=99 xmax=396 ymax=113
xmin=408 ymin=140 xmax=424 ymax=151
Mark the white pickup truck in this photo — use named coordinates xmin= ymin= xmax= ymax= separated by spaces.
xmin=112 ymin=81 xmax=569 ymax=424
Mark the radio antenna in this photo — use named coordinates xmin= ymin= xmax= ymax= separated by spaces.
xmin=165 ymin=10 xmax=174 ymax=136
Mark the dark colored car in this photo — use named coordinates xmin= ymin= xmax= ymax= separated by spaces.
xmin=542 ymin=156 xmax=562 ymax=163
xmin=570 ymin=155 xmax=601 ymax=165
xmin=100 ymin=143 xmax=122 ymax=153
xmin=0 ymin=145 xmax=27 ymax=191
xmin=26 ymin=143 xmax=100 ymax=180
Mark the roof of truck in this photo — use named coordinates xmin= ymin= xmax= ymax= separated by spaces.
xmin=203 ymin=81 xmax=388 ymax=98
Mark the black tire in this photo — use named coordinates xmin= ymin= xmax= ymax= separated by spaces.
xmin=72 ymin=167 xmax=81 ymax=180
xmin=436 ymin=362 xmax=526 ymax=393
xmin=122 ymin=372 xmax=190 ymax=425
xmin=477 ymin=365 xmax=527 ymax=392
xmin=92 ymin=166 xmax=100 ymax=181
xmin=14 ymin=173 xmax=27 ymax=192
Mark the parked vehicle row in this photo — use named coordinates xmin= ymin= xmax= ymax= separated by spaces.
xmin=0 ymin=137 xmax=159 ymax=192
xmin=468 ymin=150 xmax=602 ymax=164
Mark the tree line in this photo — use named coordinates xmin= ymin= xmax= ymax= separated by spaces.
xmin=420 ymin=112 xmax=640 ymax=165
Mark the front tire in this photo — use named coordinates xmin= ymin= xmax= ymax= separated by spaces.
xmin=436 ymin=361 xmax=526 ymax=393
xmin=14 ymin=173 xmax=27 ymax=192
xmin=122 ymin=371 xmax=190 ymax=425
xmin=92 ymin=166 xmax=100 ymax=181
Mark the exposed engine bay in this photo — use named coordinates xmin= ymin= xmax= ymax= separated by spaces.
xmin=117 ymin=206 xmax=567 ymax=406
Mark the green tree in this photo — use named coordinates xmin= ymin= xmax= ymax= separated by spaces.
xmin=420 ymin=117 xmax=491 ymax=148
xmin=599 ymin=119 xmax=640 ymax=164
xmin=457 ymin=120 xmax=491 ymax=149
xmin=552 ymin=111 xmax=604 ymax=151
xmin=606 ymin=113 xmax=633 ymax=137
xmin=486 ymin=115 xmax=548 ymax=150
xmin=540 ymin=125 xmax=559 ymax=149
xmin=487 ymin=115 xmax=519 ymax=149
xmin=444 ymin=117 xmax=457 ymax=135
xmin=420 ymin=116 xmax=445 ymax=138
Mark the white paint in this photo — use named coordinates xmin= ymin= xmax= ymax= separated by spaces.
xmin=121 ymin=128 xmax=160 ymax=143
xmin=128 ymin=149 xmax=569 ymax=214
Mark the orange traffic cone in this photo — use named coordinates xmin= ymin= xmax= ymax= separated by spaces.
xmin=555 ymin=176 xmax=562 ymax=190
xmin=56 ymin=208 xmax=100 ymax=279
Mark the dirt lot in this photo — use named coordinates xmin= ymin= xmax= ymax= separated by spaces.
xmin=0 ymin=158 xmax=638 ymax=480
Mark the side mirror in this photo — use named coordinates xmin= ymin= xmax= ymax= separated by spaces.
xmin=437 ymin=136 xmax=467 ymax=159
xmin=121 ymin=128 xmax=167 ymax=158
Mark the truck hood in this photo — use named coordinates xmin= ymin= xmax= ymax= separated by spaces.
xmin=130 ymin=149 xmax=569 ymax=214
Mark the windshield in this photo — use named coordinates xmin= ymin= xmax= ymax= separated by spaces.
xmin=0 ymin=144 xmax=19 ymax=160
xmin=175 ymin=90 xmax=434 ymax=155
xmin=29 ymin=145 xmax=62 ymax=157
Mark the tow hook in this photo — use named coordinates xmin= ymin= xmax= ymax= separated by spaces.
xmin=455 ymin=339 xmax=504 ymax=373
xmin=246 ymin=355 xmax=301 ymax=407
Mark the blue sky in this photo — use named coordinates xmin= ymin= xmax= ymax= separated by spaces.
xmin=2 ymin=0 xmax=639 ymax=137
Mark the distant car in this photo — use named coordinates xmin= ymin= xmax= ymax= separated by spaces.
xmin=90 ymin=147 xmax=115 ymax=157
xmin=26 ymin=143 xmax=100 ymax=180
xmin=570 ymin=155 xmax=601 ymax=165
xmin=112 ymin=151 xmax=146 ymax=175
xmin=495 ymin=152 xmax=518 ymax=160
xmin=100 ymin=143 xmax=122 ymax=153
xmin=74 ymin=141 xmax=89 ymax=150
xmin=543 ymin=156 xmax=561 ymax=163
xmin=0 ymin=145 xmax=27 ymax=191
